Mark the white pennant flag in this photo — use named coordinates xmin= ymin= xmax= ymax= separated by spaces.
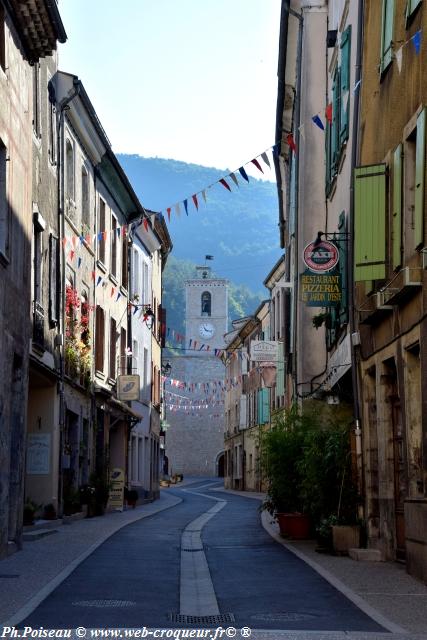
xmin=201 ymin=190 xmax=207 ymax=203
xmin=395 ymin=46 xmax=403 ymax=73
xmin=229 ymin=172 xmax=239 ymax=188
xmin=261 ymin=151 xmax=271 ymax=169
xmin=175 ymin=203 xmax=181 ymax=217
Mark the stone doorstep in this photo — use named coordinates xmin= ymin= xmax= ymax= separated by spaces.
xmin=349 ymin=548 xmax=385 ymax=562
xmin=23 ymin=529 xmax=59 ymax=542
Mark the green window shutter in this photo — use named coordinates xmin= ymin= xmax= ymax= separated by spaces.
xmin=262 ymin=388 xmax=270 ymax=424
xmin=340 ymin=26 xmax=351 ymax=146
xmin=354 ymin=164 xmax=387 ymax=281
xmin=392 ymin=144 xmax=403 ymax=269
xmin=276 ymin=341 xmax=285 ymax=397
xmin=325 ymin=121 xmax=332 ymax=194
xmin=257 ymin=389 xmax=263 ymax=424
xmin=415 ymin=108 xmax=426 ymax=248
xmin=332 ymin=68 xmax=341 ymax=171
xmin=380 ymin=0 xmax=394 ymax=73
xmin=337 ymin=212 xmax=348 ymax=324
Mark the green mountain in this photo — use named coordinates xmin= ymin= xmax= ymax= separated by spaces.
xmin=162 ymin=255 xmax=265 ymax=337
xmin=118 ymin=155 xmax=281 ymax=289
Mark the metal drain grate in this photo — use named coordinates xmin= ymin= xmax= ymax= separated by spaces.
xmin=169 ymin=613 xmax=235 ymax=625
xmin=72 ymin=600 xmax=137 ymax=608
xmin=181 ymin=548 xmax=204 ymax=552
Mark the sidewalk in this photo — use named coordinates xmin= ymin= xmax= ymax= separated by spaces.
xmin=0 ymin=491 xmax=182 ymax=627
xmin=216 ymin=487 xmax=427 ymax=637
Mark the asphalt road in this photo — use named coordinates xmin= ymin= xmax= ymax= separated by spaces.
xmin=20 ymin=479 xmax=384 ymax=633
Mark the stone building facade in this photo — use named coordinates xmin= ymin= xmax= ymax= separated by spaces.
xmin=165 ymin=266 xmax=226 ymax=477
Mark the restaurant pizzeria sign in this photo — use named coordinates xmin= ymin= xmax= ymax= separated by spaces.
xmin=301 ymin=240 xmax=342 ymax=307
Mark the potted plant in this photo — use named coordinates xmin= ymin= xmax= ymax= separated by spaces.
xmin=259 ymin=407 xmax=310 ymax=539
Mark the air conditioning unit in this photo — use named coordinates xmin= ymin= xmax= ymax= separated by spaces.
xmin=382 ymin=266 xmax=422 ymax=306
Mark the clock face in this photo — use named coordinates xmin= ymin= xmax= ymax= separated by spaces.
xmin=199 ymin=323 xmax=215 ymax=339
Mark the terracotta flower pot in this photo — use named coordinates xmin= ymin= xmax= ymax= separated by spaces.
xmin=277 ymin=513 xmax=310 ymax=539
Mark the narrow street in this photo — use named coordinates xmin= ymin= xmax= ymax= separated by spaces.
xmin=19 ymin=480 xmax=385 ymax=635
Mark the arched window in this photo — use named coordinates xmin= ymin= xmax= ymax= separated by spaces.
xmin=201 ymin=291 xmax=211 ymax=316
xmin=66 ymin=140 xmax=74 ymax=201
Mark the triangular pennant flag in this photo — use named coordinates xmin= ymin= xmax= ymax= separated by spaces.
xmin=201 ymin=190 xmax=207 ymax=203
xmin=261 ymin=152 xmax=271 ymax=169
xmin=183 ymin=199 xmax=189 ymax=215
xmin=111 ymin=287 xmax=115 ymax=298
xmin=192 ymin=194 xmax=199 ymax=210
xmin=143 ymin=218 xmax=149 ymax=232
xmin=70 ymin=250 xmax=75 ymax=261
xmin=272 ymin=143 xmax=280 ymax=157
xmin=85 ymin=234 xmax=92 ymax=245
xmin=116 ymin=292 xmax=122 ymax=302
xmin=238 ymin=166 xmax=249 ymax=182
xmin=251 ymin=158 xmax=264 ymax=173
xmin=102 ymin=231 xmax=107 ymax=242
xmin=91 ymin=270 xmax=96 ymax=281
xmin=229 ymin=172 xmax=239 ymax=188
xmin=325 ymin=103 xmax=333 ymax=123
xmin=219 ymin=178 xmax=231 ymax=192
xmin=286 ymin=133 xmax=297 ymax=153
xmin=133 ymin=305 xmax=138 ymax=315
xmin=79 ymin=235 xmax=85 ymax=245
xmin=167 ymin=207 xmax=171 ymax=221
xmin=312 ymin=114 xmax=325 ymax=130
xmin=96 ymin=276 xmax=102 ymax=287
xmin=412 ymin=30 xmax=421 ymax=55
xmin=117 ymin=227 xmax=121 ymax=237
xmin=395 ymin=46 xmax=403 ymax=73
xmin=175 ymin=203 xmax=181 ymax=217
xmin=62 ymin=237 xmax=67 ymax=248
xmin=77 ymin=257 xmax=82 ymax=269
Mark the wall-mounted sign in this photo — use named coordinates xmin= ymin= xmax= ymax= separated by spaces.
xmin=301 ymin=271 xmax=342 ymax=307
xmin=325 ymin=334 xmax=352 ymax=389
xmin=303 ymin=240 xmax=339 ymax=272
xmin=26 ymin=433 xmax=51 ymax=475
xmin=117 ymin=375 xmax=140 ymax=401
xmin=250 ymin=340 xmax=278 ymax=362
xmin=108 ymin=467 xmax=124 ymax=511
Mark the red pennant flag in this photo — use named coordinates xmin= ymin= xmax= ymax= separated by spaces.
xmin=70 ymin=250 xmax=75 ymax=261
xmin=102 ymin=231 xmax=107 ymax=242
xmin=91 ymin=270 xmax=96 ymax=281
xmin=325 ymin=103 xmax=333 ymax=123
xmin=251 ymin=158 xmax=264 ymax=174
xmin=167 ymin=207 xmax=171 ymax=221
xmin=143 ymin=218 xmax=149 ymax=232
xmin=287 ymin=133 xmax=297 ymax=154
xmin=85 ymin=234 xmax=92 ymax=245
xmin=111 ymin=287 xmax=115 ymax=298
xmin=62 ymin=237 xmax=67 ymax=248
xmin=219 ymin=178 xmax=231 ymax=192
xmin=192 ymin=194 xmax=199 ymax=210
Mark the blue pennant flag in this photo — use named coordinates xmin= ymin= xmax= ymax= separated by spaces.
xmin=238 ymin=166 xmax=249 ymax=182
xmin=272 ymin=143 xmax=280 ymax=158
xmin=312 ymin=114 xmax=325 ymax=131
xmin=183 ymin=199 xmax=189 ymax=216
xmin=77 ymin=257 xmax=82 ymax=269
xmin=412 ymin=30 xmax=422 ymax=55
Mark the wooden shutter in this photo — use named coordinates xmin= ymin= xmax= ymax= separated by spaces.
xmin=380 ymin=0 xmax=394 ymax=73
xmin=337 ymin=212 xmax=348 ymax=324
xmin=415 ymin=108 xmax=426 ymax=248
xmin=48 ymin=234 xmax=58 ymax=325
xmin=340 ymin=26 xmax=351 ymax=146
xmin=332 ymin=68 xmax=341 ymax=171
xmin=392 ymin=144 xmax=403 ymax=269
xmin=276 ymin=341 xmax=285 ymax=397
xmin=354 ymin=164 xmax=387 ymax=281
xmin=95 ymin=306 xmax=104 ymax=372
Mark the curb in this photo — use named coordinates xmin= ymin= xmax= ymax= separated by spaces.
xmin=260 ymin=511 xmax=408 ymax=636
xmin=2 ymin=494 xmax=182 ymax=627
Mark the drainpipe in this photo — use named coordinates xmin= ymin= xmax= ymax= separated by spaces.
xmin=349 ymin=0 xmax=365 ymax=514
xmin=56 ymin=82 xmax=80 ymax=516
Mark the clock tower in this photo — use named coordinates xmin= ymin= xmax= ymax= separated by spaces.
xmin=185 ymin=266 xmax=228 ymax=352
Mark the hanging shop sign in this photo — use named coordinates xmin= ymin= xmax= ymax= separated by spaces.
xmin=303 ymin=240 xmax=339 ymax=272
xmin=117 ymin=374 xmax=140 ymax=401
xmin=250 ymin=340 xmax=278 ymax=362
xmin=300 ymin=270 xmax=342 ymax=307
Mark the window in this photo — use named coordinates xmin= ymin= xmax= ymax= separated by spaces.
xmin=32 ymin=64 xmax=41 ymax=137
xmin=33 ymin=216 xmax=43 ymax=305
xmin=109 ymin=318 xmax=117 ymax=379
xmin=406 ymin=0 xmax=422 ymax=22
xmin=95 ymin=305 xmax=105 ymax=372
xmin=403 ymin=109 xmax=425 ymax=256
xmin=0 ymin=2 xmax=5 ymax=72
xmin=122 ymin=227 xmax=128 ymax=289
xmin=47 ymin=79 xmax=56 ymax=164
xmin=81 ymin=167 xmax=90 ymax=233
xmin=66 ymin=140 xmax=74 ymax=201
xmin=143 ymin=347 xmax=148 ymax=400
xmin=111 ymin=215 xmax=117 ymax=278
xmin=98 ymin=198 xmax=106 ymax=264
xmin=201 ymin=291 xmax=211 ymax=316
xmin=132 ymin=248 xmax=140 ymax=299
xmin=0 ymin=140 xmax=9 ymax=258
xmin=120 ymin=327 xmax=127 ymax=374
xmin=48 ymin=234 xmax=58 ymax=325
xmin=380 ymin=0 xmax=394 ymax=74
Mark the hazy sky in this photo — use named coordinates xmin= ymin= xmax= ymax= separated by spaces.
xmin=58 ymin=0 xmax=281 ymax=178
